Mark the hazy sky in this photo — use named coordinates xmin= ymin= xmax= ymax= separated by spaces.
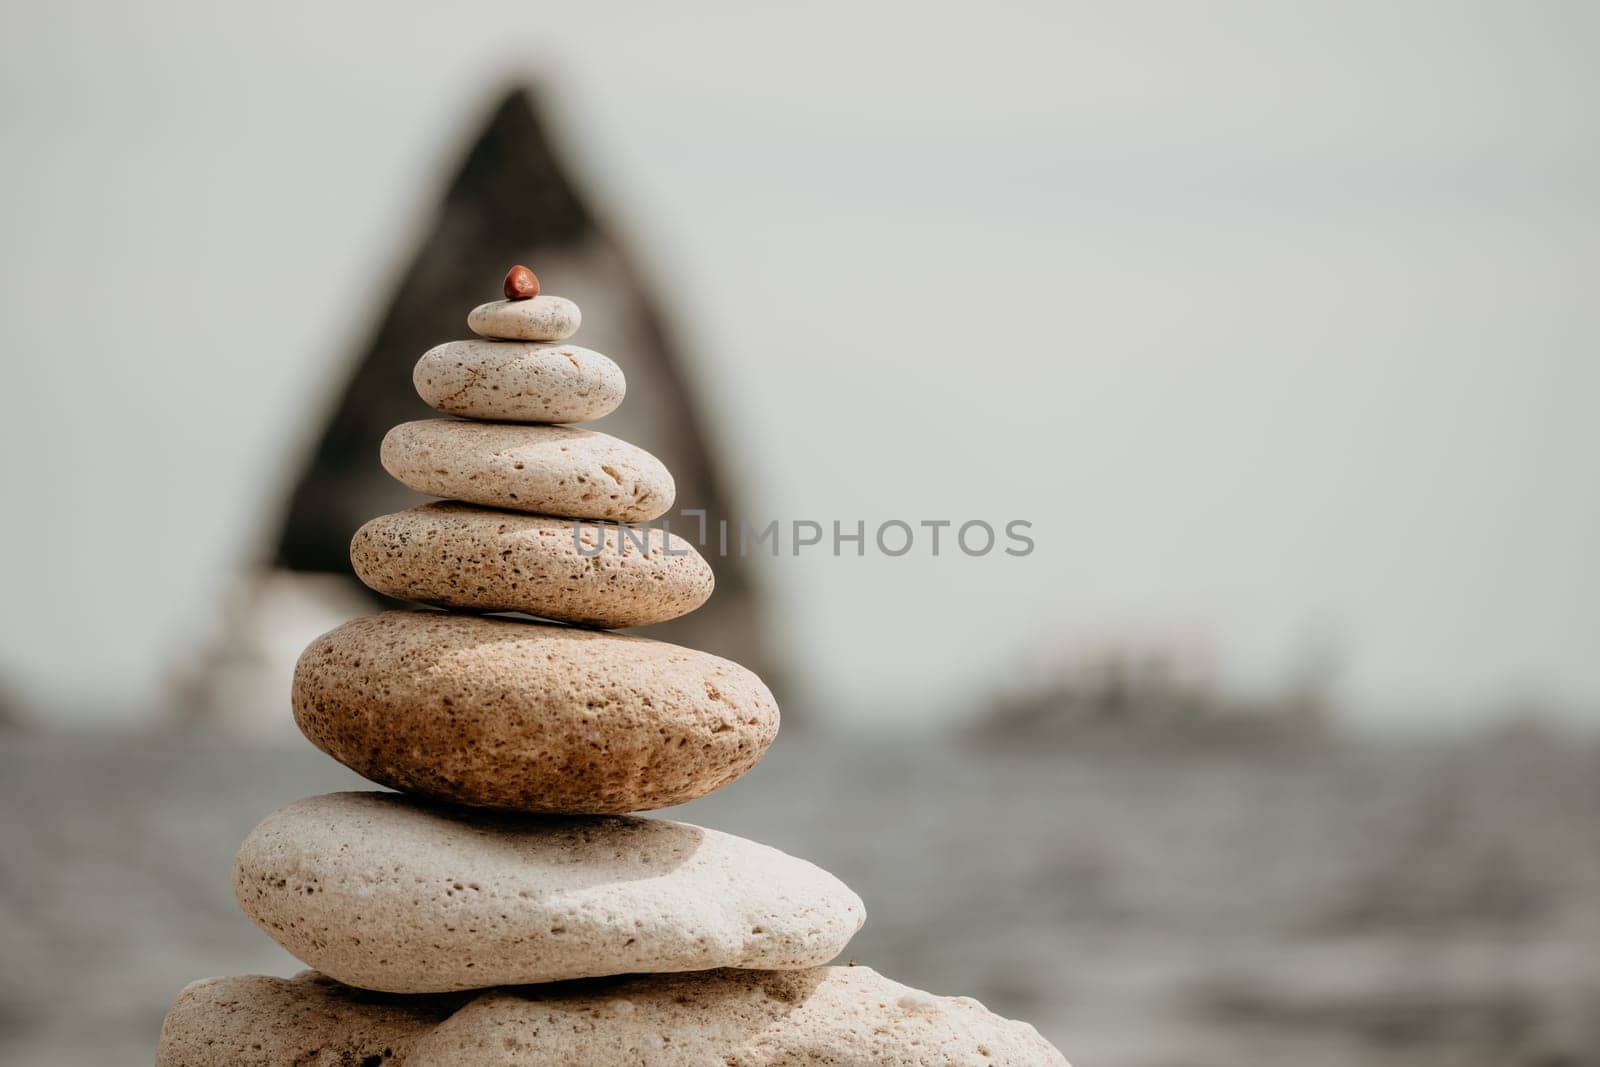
xmin=2 ymin=1 xmax=1596 ymax=725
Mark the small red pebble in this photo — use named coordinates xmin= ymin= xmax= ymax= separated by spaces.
xmin=502 ymin=265 xmax=540 ymax=300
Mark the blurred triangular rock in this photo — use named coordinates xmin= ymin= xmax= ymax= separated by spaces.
xmin=177 ymin=86 xmax=772 ymax=731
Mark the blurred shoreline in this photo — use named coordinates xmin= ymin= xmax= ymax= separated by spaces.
xmin=4 ymin=720 xmax=1598 ymax=1066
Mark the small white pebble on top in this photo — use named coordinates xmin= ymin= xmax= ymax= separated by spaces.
xmin=468 ymin=294 xmax=581 ymax=341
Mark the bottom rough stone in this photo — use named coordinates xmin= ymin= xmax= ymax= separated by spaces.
xmin=155 ymin=972 xmax=468 ymax=1066
xmin=157 ymin=966 xmax=1070 ymax=1066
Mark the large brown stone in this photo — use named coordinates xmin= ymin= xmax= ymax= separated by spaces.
xmin=292 ymin=611 xmax=776 ymax=812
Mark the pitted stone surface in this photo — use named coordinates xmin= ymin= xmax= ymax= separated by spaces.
xmin=232 ymin=792 xmax=864 ymax=993
xmin=158 ymin=968 xmax=1070 ymax=1066
xmin=413 ymin=339 xmax=624 ymax=423
xmin=381 ymin=419 xmax=674 ymax=521
xmin=155 ymin=971 xmax=465 ymax=1066
xmin=412 ymin=966 xmax=1071 ymax=1066
xmin=467 ymin=294 xmax=581 ymax=341
xmin=350 ymin=503 xmax=713 ymax=628
xmin=292 ymin=611 xmax=775 ymax=812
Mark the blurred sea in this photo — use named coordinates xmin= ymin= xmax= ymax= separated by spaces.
xmin=2 ymin=725 xmax=1597 ymax=1066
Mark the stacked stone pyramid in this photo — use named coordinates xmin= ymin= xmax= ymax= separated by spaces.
xmin=157 ymin=270 xmax=1070 ymax=1065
